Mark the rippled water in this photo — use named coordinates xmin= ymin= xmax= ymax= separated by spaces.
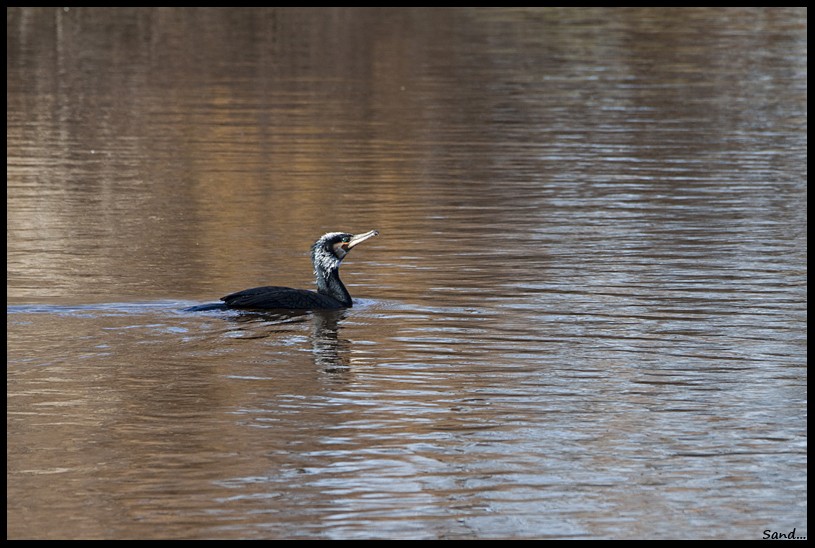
xmin=7 ymin=8 xmax=807 ymax=539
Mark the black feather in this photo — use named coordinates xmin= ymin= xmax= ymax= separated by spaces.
xmin=221 ymin=286 xmax=344 ymax=310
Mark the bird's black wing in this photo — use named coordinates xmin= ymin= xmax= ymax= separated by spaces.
xmin=220 ymin=285 xmax=345 ymax=310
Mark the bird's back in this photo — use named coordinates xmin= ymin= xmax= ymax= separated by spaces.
xmin=220 ymin=285 xmax=345 ymax=310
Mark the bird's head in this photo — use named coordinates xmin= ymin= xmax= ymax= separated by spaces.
xmin=311 ymin=229 xmax=379 ymax=273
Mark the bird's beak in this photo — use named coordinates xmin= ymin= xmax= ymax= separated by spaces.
xmin=346 ymin=229 xmax=379 ymax=250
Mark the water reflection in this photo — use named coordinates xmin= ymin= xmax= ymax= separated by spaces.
xmin=218 ymin=308 xmax=353 ymax=370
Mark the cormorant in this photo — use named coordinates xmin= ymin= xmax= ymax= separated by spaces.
xmin=189 ymin=230 xmax=378 ymax=311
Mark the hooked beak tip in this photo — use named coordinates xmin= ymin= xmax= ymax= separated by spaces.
xmin=347 ymin=229 xmax=379 ymax=249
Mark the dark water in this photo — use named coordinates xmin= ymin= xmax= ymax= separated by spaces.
xmin=7 ymin=8 xmax=807 ymax=540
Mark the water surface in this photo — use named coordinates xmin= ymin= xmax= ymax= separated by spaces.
xmin=7 ymin=7 xmax=807 ymax=539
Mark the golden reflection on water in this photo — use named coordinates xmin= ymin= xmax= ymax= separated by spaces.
xmin=7 ymin=7 xmax=807 ymax=540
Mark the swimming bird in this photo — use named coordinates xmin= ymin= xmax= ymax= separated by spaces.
xmin=189 ymin=230 xmax=378 ymax=311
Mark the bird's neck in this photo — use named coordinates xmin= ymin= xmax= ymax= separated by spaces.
xmin=316 ymin=267 xmax=352 ymax=307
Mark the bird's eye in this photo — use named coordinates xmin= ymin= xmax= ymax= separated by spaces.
xmin=342 ymin=236 xmax=351 ymax=243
